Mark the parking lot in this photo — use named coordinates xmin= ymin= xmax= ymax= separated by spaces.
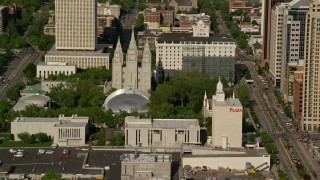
xmin=0 ymin=148 xmax=182 ymax=180
xmin=0 ymin=148 xmax=93 ymax=174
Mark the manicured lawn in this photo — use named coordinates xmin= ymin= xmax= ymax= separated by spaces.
xmin=0 ymin=141 xmax=52 ymax=147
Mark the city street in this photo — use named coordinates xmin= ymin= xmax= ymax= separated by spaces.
xmin=245 ymin=60 xmax=320 ymax=179
xmin=0 ymin=50 xmax=41 ymax=99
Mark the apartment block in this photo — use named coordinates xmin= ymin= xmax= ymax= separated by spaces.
xmin=144 ymin=8 xmax=161 ymax=25
xmin=0 ymin=6 xmax=8 ymax=34
xmin=302 ymin=0 xmax=320 ymax=132
xmin=161 ymin=10 xmax=175 ymax=26
xmin=229 ymin=0 xmax=247 ymax=9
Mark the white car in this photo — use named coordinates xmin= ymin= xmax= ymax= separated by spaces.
xmin=9 ymin=149 xmax=17 ymax=153
xmin=37 ymin=149 xmax=45 ymax=155
xmin=45 ymin=150 xmax=54 ymax=154
xmin=14 ymin=154 xmax=23 ymax=157
xmin=81 ymin=148 xmax=89 ymax=151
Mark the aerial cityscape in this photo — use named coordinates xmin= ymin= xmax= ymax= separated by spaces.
xmin=0 ymin=0 xmax=320 ymax=179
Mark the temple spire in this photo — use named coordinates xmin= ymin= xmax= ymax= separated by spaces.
xmin=127 ymin=28 xmax=137 ymax=56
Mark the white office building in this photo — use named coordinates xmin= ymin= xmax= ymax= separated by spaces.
xmin=11 ymin=114 xmax=89 ymax=146
xmin=203 ymin=79 xmax=243 ymax=148
xmin=124 ymin=116 xmax=201 ymax=148
xmin=121 ymin=153 xmax=171 ymax=180
xmin=37 ymin=62 xmax=76 ymax=79
xmin=45 ymin=0 xmax=110 ymax=69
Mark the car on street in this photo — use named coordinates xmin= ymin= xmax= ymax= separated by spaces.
xmin=14 ymin=154 xmax=23 ymax=157
xmin=63 ymin=149 xmax=70 ymax=155
xmin=51 ymin=144 xmax=58 ymax=149
xmin=81 ymin=148 xmax=88 ymax=151
xmin=59 ymin=155 xmax=69 ymax=159
xmin=45 ymin=150 xmax=54 ymax=154
xmin=37 ymin=149 xmax=45 ymax=155
xmin=9 ymin=149 xmax=17 ymax=153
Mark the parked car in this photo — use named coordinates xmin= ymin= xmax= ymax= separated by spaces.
xmin=63 ymin=149 xmax=70 ymax=155
xmin=81 ymin=148 xmax=88 ymax=151
xmin=14 ymin=154 xmax=23 ymax=157
xmin=51 ymin=144 xmax=58 ymax=149
xmin=45 ymin=150 xmax=54 ymax=154
xmin=59 ymin=155 xmax=69 ymax=159
xmin=37 ymin=149 xmax=45 ymax=155
xmin=9 ymin=149 xmax=17 ymax=153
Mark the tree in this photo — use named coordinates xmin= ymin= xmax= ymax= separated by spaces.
xmin=23 ymin=63 xmax=37 ymax=79
xmin=252 ymin=20 xmax=258 ymax=26
xmin=236 ymin=84 xmax=250 ymax=107
xmin=41 ymin=172 xmax=62 ymax=180
xmin=34 ymin=132 xmax=50 ymax=143
xmin=5 ymin=87 xmax=19 ymax=101
xmin=244 ymin=70 xmax=251 ymax=80
xmin=283 ymin=106 xmax=293 ymax=118
xmin=17 ymin=132 xmax=35 ymax=144
xmin=135 ymin=14 xmax=144 ymax=31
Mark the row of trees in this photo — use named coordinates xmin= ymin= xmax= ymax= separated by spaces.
xmin=17 ymin=132 xmax=51 ymax=144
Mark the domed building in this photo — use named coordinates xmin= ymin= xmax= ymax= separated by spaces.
xmin=104 ymin=29 xmax=151 ymax=113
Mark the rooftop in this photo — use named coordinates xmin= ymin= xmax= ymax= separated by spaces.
xmin=213 ymin=97 xmax=242 ymax=107
xmin=13 ymin=95 xmax=51 ymax=111
xmin=21 ymin=84 xmax=45 ymax=94
xmin=38 ymin=61 xmax=76 ymax=66
xmin=46 ymin=44 xmax=110 ymax=57
xmin=125 ymin=116 xmax=200 ymax=129
xmin=122 ymin=153 xmax=172 ymax=163
xmin=157 ymin=33 xmax=234 ymax=43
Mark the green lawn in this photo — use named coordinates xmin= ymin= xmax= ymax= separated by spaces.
xmin=0 ymin=141 xmax=52 ymax=147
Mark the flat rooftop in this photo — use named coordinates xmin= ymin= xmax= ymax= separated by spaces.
xmin=122 ymin=153 xmax=172 ymax=163
xmin=213 ymin=98 xmax=242 ymax=107
xmin=46 ymin=44 xmax=110 ymax=57
xmin=125 ymin=117 xmax=199 ymax=129
xmin=183 ymin=147 xmax=269 ymax=158
xmin=38 ymin=62 xmax=76 ymax=66
xmin=157 ymin=33 xmax=234 ymax=43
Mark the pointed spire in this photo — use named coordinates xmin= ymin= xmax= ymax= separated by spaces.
xmin=142 ymin=39 xmax=151 ymax=63
xmin=233 ymin=91 xmax=235 ymax=99
xmin=204 ymin=91 xmax=207 ymax=100
xmin=113 ymin=36 xmax=123 ymax=63
xmin=216 ymin=76 xmax=223 ymax=92
xmin=127 ymin=28 xmax=138 ymax=56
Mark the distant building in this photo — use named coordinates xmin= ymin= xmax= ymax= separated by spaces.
xmin=112 ymin=30 xmax=151 ymax=92
xmin=97 ymin=3 xmax=121 ymax=36
xmin=203 ymin=80 xmax=243 ymax=148
xmin=11 ymin=115 xmax=89 ymax=146
xmin=228 ymin=0 xmax=246 ymax=9
xmin=43 ymin=11 xmax=55 ymax=35
xmin=292 ymin=65 xmax=303 ymax=120
xmin=36 ymin=62 xmax=76 ymax=79
xmin=238 ymin=22 xmax=259 ymax=33
xmin=169 ymin=0 xmax=198 ymax=12
xmin=0 ymin=6 xmax=8 ymax=34
xmin=121 ymin=153 xmax=172 ymax=180
xmin=155 ymin=20 xmax=236 ymax=82
xmin=137 ymin=30 xmax=159 ymax=51
xmin=177 ymin=13 xmax=211 ymax=28
xmin=161 ymin=10 xmax=175 ymax=26
xmin=124 ymin=116 xmax=201 ymax=148
xmin=45 ymin=0 xmax=110 ymax=69
xmin=144 ymin=8 xmax=161 ymax=25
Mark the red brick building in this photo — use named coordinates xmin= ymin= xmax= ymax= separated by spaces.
xmin=161 ymin=10 xmax=175 ymax=26
xmin=144 ymin=11 xmax=161 ymax=24
xmin=293 ymin=68 xmax=304 ymax=120
xmin=229 ymin=1 xmax=246 ymax=9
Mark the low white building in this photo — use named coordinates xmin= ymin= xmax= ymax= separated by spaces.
xmin=182 ymin=147 xmax=270 ymax=172
xmin=121 ymin=153 xmax=171 ymax=180
xmin=125 ymin=116 xmax=201 ymax=148
xmin=13 ymin=95 xmax=51 ymax=111
xmin=11 ymin=114 xmax=89 ymax=146
xmin=37 ymin=62 xmax=76 ymax=79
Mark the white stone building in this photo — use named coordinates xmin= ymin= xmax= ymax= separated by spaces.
xmin=155 ymin=21 xmax=236 ymax=77
xmin=45 ymin=0 xmax=110 ymax=69
xmin=203 ymin=79 xmax=243 ymax=148
xmin=37 ymin=62 xmax=76 ymax=79
xmin=124 ymin=116 xmax=201 ymax=148
xmin=11 ymin=115 xmax=89 ymax=146
xmin=121 ymin=154 xmax=171 ymax=180
xmin=112 ymin=30 xmax=151 ymax=92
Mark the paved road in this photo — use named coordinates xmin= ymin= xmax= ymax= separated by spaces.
xmin=0 ymin=51 xmax=41 ymax=99
xmin=245 ymin=60 xmax=320 ymax=179
xmin=120 ymin=9 xmax=138 ymax=52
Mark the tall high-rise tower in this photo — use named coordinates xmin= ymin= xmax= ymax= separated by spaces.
xmin=55 ymin=0 xmax=97 ymax=50
xmin=302 ymin=0 xmax=320 ymax=132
